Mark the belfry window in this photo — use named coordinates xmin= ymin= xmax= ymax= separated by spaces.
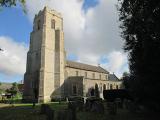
xmin=37 ymin=20 xmax=41 ymax=30
xmin=51 ymin=19 xmax=55 ymax=29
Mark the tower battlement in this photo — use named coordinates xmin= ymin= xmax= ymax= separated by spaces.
xmin=34 ymin=6 xmax=62 ymax=21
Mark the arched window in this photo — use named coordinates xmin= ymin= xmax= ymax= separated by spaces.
xmin=103 ymin=84 xmax=106 ymax=90
xmin=106 ymin=75 xmax=108 ymax=80
xmin=110 ymin=84 xmax=113 ymax=89
xmin=99 ymin=74 xmax=101 ymax=79
xmin=107 ymin=83 xmax=110 ymax=89
xmin=116 ymin=85 xmax=119 ymax=89
xmin=95 ymin=83 xmax=99 ymax=97
xmin=92 ymin=73 xmax=95 ymax=79
xmin=51 ymin=19 xmax=55 ymax=29
xmin=37 ymin=20 xmax=40 ymax=30
xmin=100 ymin=83 xmax=102 ymax=93
xmin=85 ymin=72 xmax=87 ymax=78
xmin=76 ymin=71 xmax=78 ymax=76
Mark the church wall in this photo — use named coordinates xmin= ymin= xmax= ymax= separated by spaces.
xmin=65 ymin=67 xmax=122 ymax=99
xmin=83 ymin=79 xmax=122 ymax=98
xmin=65 ymin=67 xmax=108 ymax=80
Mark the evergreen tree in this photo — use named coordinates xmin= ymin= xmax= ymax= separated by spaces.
xmin=118 ymin=0 xmax=160 ymax=110
xmin=121 ymin=72 xmax=130 ymax=90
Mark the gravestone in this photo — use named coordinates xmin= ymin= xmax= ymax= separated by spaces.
xmin=57 ymin=109 xmax=76 ymax=120
xmin=46 ymin=107 xmax=54 ymax=120
xmin=107 ymin=102 xmax=117 ymax=115
xmin=40 ymin=104 xmax=50 ymax=114
xmin=40 ymin=104 xmax=54 ymax=120
xmin=91 ymin=101 xmax=104 ymax=114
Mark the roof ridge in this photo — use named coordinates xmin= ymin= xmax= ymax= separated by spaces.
xmin=67 ymin=60 xmax=99 ymax=68
xmin=66 ymin=60 xmax=109 ymax=73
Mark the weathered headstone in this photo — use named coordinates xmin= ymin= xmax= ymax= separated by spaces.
xmin=107 ymin=102 xmax=117 ymax=115
xmin=46 ymin=107 xmax=54 ymax=120
xmin=115 ymin=98 xmax=123 ymax=109
xmin=91 ymin=101 xmax=104 ymax=113
xmin=57 ymin=109 xmax=76 ymax=120
xmin=40 ymin=104 xmax=54 ymax=120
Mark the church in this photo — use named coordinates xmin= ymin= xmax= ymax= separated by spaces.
xmin=23 ymin=7 xmax=122 ymax=103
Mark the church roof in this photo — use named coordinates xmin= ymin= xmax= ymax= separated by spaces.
xmin=66 ymin=60 xmax=109 ymax=74
xmin=108 ymin=74 xmax=120 ymax=81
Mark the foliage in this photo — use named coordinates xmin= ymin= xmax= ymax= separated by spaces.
xmin=121 ymin=72 xmax=131 ymax=90
xmin=118 ymin=0 xmax=160 ymax=109
xmin=6 ymin=82 xmax=20 ymax=96
xmin=0 ymin=0 xmax=26 ymax=13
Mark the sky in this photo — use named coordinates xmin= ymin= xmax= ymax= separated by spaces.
xmin=0 ymin=0 xmax=128 ymax=83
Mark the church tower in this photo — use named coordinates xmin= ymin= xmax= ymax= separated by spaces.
xmin=23 ymin=7 xmax=65 ymax=103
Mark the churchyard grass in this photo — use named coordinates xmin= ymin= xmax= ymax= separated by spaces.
xmin=0 ymin=102 xmax=159 ymax=120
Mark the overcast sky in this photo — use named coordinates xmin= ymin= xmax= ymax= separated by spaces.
xmin=0 ymin=0 xmax=128 ymax=83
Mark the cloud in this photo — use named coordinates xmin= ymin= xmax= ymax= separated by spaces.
xmin=0 ymin=36 xmax=28 ymax=76
xmin=101 ymin=51 xmax=128 ymax=78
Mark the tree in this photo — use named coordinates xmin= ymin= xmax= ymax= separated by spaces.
xmin=6 ymin=82 xmax=19 ymax=96
xmin=118 ymin=0 xmax=160 ymax=110
xmin=0 ymin=0 xmax=26 ymax=13
xmin=121 ymin=72 xmax=130 ymax=90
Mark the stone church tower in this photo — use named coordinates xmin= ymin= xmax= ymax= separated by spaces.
xmin=23 ymin=7 xmax=65 ymax=102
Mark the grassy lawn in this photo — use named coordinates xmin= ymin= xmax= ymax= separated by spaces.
xmin=0 ymin=102 xmax=159 ymax=120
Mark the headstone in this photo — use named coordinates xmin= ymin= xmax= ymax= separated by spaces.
xmin=46 ymin=107 xmax=54 ymax=120
xmin=107 ymin=102 xmax=117 ymax=115
xmin=91 ymin=101 xmax=104 ymax=114
xmin=40 ymin=104 xmax=50 ymax=114
xmin=115 ymin=98 xmax=123 ymax=109
xmin=57 ymin=109 xmax=76 ymax=120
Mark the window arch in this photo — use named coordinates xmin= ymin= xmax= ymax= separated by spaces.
xmin=92 ymin=73 xmax=95 ymax=79
xmin=51 ymin=19 xmax=55 ymax=29
xmin=116 ymin=85 xmax=119 ymax=89
xmin=37 ymin=20 xmax=41 ymax=30
xmin=85 ymin=72 xmax=87 ymax=78
xmin=110 ymin=84 xmax=113 ymax=89
xmin=103 ymin=84 xmax=106 ymax=90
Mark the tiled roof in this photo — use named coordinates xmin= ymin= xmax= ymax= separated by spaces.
xmin=108 ymin=74 xmax=120 ymax=81
xmin=66 ymin=60 xmax=109 ymax=74
xmin=0 ymin=83 xmax=12 ymax=91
